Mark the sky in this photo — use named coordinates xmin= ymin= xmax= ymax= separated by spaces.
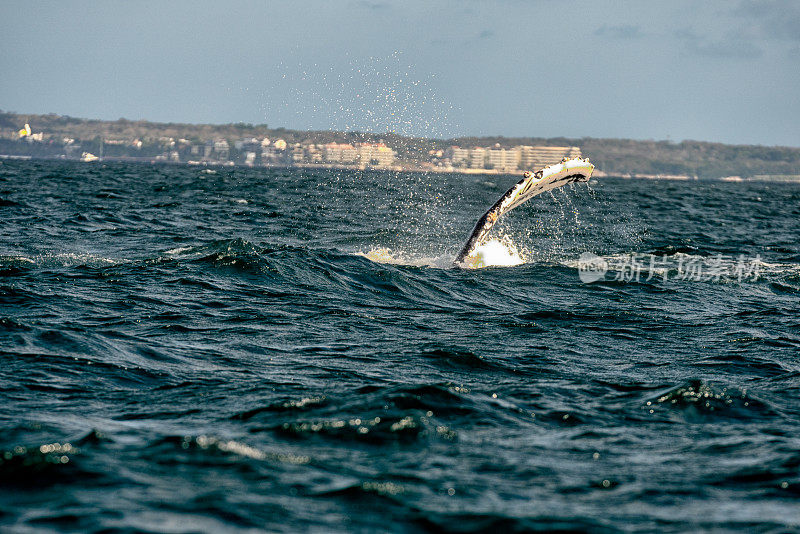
xmin=1 ymin=0 xmax=799 ymax=146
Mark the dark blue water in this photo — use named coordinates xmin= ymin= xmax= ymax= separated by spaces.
xmin=1 ymin=160 xmax=799 ymax=532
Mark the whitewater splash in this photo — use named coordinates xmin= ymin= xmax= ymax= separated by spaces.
xmin=461 ymin=237 xmax=525 ymax=268
xmin=361 ymin=236 xmax=524 ymax=269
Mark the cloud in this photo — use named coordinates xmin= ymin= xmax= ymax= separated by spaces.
xmin=431 ymin=29 xmax=495 ymax=48
xmin=353 ymin=1 xmax=389 ymax=10
xmin=675 ymin=27 xmax=762 ymax=59
xmin=735 ymin=0 xmax=800 ymax=42
xmin=595 ymin=24 xmax=643 ymax=40
xmin=689 ymin=39 xmax=762 ymax=59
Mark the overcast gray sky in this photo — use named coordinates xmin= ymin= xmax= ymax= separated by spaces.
xmin=2 ymin=1 xmax=798 ymax=146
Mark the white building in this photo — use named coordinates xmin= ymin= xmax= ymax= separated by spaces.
xmin=487 ymin=147 xmax=521 ymax=171
xmin=213 ymin=139 xmax=230 ymax=159
xmin=290 ymin=143 xmax=305 ymax=163
xmin=357 ymin=143 xmax=396 ymax=168
xmin=445 ymin=144 xmax=582 ymax=171
xmin=468 ymin=147 xmax=487 ymax=169
xmin=518 ymin=146 xmax=582 ymax=170
xmin=324 ymin=143 xmax=359 ymax=164
xmin=448 ymin=146 xmax=470 ymax=167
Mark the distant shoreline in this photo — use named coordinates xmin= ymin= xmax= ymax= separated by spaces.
xmin=3 ymin=154 xmax=799 ymax=183
xmin=3 ymin=111 xmax=800 ymax=180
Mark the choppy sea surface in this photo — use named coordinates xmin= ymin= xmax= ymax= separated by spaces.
xmin=1 ymin=160 xmax=799 ymax=533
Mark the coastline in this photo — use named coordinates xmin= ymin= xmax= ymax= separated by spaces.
xmin=3 ymin=154 xmax=798 ymax=183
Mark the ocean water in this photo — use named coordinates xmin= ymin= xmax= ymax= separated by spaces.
xmin=1 ymin=160 xmax=799 ymax=532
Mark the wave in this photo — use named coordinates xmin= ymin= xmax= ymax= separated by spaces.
xmin=360 ymin=235 xmax=524 ymax=269
xmin=642 ymin=380 xmax=775 ymax=422
xmin=149 ymin=239 xmax=476 ymax=309
xmin=0 ymin=252 xmax=119 ymax=270
xmin=0 ymin=431 xmax=105 ymax=489
xmin=562 ymin=250 xmax=800 ymax=285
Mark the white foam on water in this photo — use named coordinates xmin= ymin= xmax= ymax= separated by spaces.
xmin=360 ymin=236 xmax=525 ymax=269
xmin=2 ymin=256 xmax=36 ymax=264
xmin=358 ymin=248 xmax=452 ymax=268
xmin=463 ymin=237 xmax=525 ymax=269
xmin=0 ymin=253 xmax=120 ymax=267
xmin=163 ymin=246 xmax=194 ymax=255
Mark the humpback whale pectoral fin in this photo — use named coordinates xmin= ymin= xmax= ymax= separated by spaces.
xmin=453 ymin=157 xmax=595 ymax=266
